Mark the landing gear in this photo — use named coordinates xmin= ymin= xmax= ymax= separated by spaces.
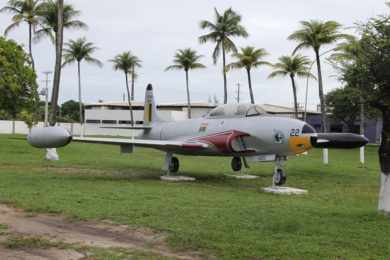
xmin=169 ymin=157 xmax=179 ymax=173
xmin=231 ymin=157 xmax=242 ymax=172
xmin=273 ymin=156 xmax=287 ymax=186
xmin=165 ymin=152 xmax=179 ymax=174
xmin=162 ymin=153 xmax=195 ymax=182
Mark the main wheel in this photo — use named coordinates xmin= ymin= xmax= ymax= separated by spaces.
xmin=273 ymin=168 xmax=286 ymax=186
xmin=169 ymin=157 xmax=179 ymax=173
xmin=231 ymin=157 xmax=242 ymax=172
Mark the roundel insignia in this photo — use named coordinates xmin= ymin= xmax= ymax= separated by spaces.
xmin=274 ymin=130 xmax=285 ymax=144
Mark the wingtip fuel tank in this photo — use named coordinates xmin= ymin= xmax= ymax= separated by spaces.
xmin=27 ymin=127 xmax=72 ymax=148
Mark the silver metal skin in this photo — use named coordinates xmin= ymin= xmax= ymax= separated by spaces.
xmin=27 ymin=127 xmax=72 ymax=148
xmin=26 ymin=84 xmax=368 ymax=186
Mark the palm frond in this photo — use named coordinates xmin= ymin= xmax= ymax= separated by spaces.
xmin=166 ymin=48 xmax=205 ymax=72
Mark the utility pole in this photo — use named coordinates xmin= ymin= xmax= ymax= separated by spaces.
xmin=42 ymin=71 xmax=52 ymax=127
xmin=236 ymin=82 xmax=241 ymax=103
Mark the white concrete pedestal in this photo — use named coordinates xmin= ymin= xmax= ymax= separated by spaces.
xmin=160 ymin=176 xmax=196 ymax=182
xmin=45 ymin=148 xmax=59 ymax=161
xmin=262 ymin=186 xmax=307 ymax=195
xmin=225 ymin=174 xmax=259 ymax=180
xmin=378 ymin=173 xmax=390 ymax=214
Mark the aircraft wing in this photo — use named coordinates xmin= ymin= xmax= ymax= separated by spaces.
xmin=72 ymin=137 xmax=209 ymax=150
xmin=99 ymin=126 xmax=152 ymax=130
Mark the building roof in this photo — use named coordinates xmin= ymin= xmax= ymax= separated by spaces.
xmin=85 ymin=101 xmax=320 ymax=115
xmin=262 ymin=104 xmax=320 ymax=115
xmin=85 ymin=101 xmax=216 ymax=109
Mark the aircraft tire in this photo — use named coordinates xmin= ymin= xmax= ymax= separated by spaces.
xmin=169 ymin=157 xmax=179 ymax=173
xmin=231 ymin=157 xmax=242 ymax=172
xmin=274 ymin=168 xmax=286 ymax=186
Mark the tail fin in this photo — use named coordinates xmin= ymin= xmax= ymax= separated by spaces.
xmin=143 ymin=84 xmax=161 ymax=125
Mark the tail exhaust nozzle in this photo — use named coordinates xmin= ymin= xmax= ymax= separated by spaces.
xmin=311 ymin=133 xmax=368 ymax=149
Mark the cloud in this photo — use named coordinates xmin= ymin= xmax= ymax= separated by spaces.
xmin=0 ymin=0 xmax=386 ymax=108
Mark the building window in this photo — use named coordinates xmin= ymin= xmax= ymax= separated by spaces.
xmin=86 ymin=119 xmax=100 ymax=124
xmin=136 ymin=121 xmax=144 ymax=125
xmin=102 ymin=120 xmax=117 ymax=124
xmin=119 ymin=120 xmax=132 ymax=124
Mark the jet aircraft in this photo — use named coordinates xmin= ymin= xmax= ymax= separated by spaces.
xmin=28 ymin=84 xmax=368 ymax=186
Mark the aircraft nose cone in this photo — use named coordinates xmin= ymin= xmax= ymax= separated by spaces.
xmin=311 ymin=133 xmax=369 ymax=149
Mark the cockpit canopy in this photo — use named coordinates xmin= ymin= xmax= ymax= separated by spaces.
xmin=206 ymin=104 xmax=267 ymax=119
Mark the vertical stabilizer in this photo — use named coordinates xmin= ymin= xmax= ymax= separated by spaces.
xmin=143 ymin=84 xmax=161 ymax=125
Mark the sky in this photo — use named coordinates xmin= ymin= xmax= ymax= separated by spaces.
xmin=0 ymin=0 xmax=387 ymax=109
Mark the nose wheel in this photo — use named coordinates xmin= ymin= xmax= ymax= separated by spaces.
xmin=231 ymin=157 xmax=242 ymax=171
xmin=273 ymin=156 xmax=287 ymax=186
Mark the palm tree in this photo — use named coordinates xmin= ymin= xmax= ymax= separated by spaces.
xmin=0 ymin=0 xmax=41 ymax=71
xmin=35 ymin=0 xmax=87 ymax=43
xmin=226 ymin=46 xmax=270 ymax=104
xmin=62 ymin=38 xmax=102 ymax=129
xmin=165 ymin=48 xmax=206 ymax=118
xmin=110 ymin=52 xmax=138 ymax=126
xmin=35 ymin=0 xmax=86 ymax=126
xmin=129 ymin=55 xmax=141 ymax=101
xmin=288 ymin=20 xmax=351 ymax=132
xmin=268 ymin=54 xmax=315 ymax=119
xmin=330 ymin=38 xmax=366 ymax=137
xmin=199 ymin=8 xmax=248 ymax=104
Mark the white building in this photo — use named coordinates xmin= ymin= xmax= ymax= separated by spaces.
xmin=84 ymin=101 xmax=215 ymax=125
xmin=84 ymin=101 xmax=318 ymax=126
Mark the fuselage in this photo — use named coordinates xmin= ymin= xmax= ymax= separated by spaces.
xmin=142 ymin=114 xmax=312 ymax=157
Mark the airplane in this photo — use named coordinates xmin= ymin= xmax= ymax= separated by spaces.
xmin=27 ymin=84 xmax=368 ymax=186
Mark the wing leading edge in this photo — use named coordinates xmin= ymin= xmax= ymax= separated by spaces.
xmin=72 ymin=137 xmax=208 ymax=150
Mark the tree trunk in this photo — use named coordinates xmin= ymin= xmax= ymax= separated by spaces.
xmin=360 ymin=97 xmax=365 ymax=135
xmin=77 ymin=62 xmax=83 ymax=125
xmin=131 ymin=65 xmax=135 ymax=101
xmin=246 ymin=68 xmax=255 ymax=104
xmin=185 ymin=70 xmax=191 ymax=119
xmin=125 ymin=72 xmax=134 ymax=126
xmin=378 ymin=110 xmax=390 ymax=213
xmin=222 ymin=43 xmax=228 ymax=104
xmin=315 ymin=50 xmax=327 ymax=132
xmin=28 ymin=22 xmax=35 ymax=72
xmin=49 ymin=0 xmax=64 ymax=126
xmin=290 ymin=74 xmax=299 ymax=119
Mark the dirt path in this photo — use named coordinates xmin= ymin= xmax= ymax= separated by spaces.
xmin=0 ymin=204 xmax=202 ymax=260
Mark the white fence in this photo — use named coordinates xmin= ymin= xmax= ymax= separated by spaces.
xmin=0 ymin=120 xmax=141 ymax=137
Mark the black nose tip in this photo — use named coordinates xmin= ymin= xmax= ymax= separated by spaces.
xmin=311 ymin=133 xmax=369 ymax=149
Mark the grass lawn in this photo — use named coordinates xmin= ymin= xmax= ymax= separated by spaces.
xmin=0 ymin=134 xmax=389 ymax=259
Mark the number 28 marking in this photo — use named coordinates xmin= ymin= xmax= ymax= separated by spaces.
xmin=290 ymin=128 xmax=300 ymax=136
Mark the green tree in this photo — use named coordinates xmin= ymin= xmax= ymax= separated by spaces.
xmin=199 ymin=8 xmax=248 ymax=104
xmin=288 ymin=20 xmax=351 ymax=131
xmin=341 ymin=15 xmax=390 ymax=212
xmin=226 ymin=46 xmax=270 ymax=105
xmin=325 ymin=87 xmax=361 ymax=132
xmin=0 ymin=37 xmax=38 ymax=133
xmin=34 ymin=0 xmax=86 ymax=125
xmin=330 ymin=37 xmax=366 ymax=135
xmin=63 ymin=37 xmax=102 ymax=126
xmin=110 ymin=52 xmax=138 ymax=125
xmin=60 ymin=99 xmax=79 ymax=122
xmin=0 ymin=0 xmax=41 ymax=71
xmin=165 ymin=48 xmax=206 ymax=118
xmin=129 ymin=54 xmax=141 ymax=101
xmin=34 ymin=0 xmax=86 ymax=42
xmin=268 ymin=54 xmax=315 ymax=119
